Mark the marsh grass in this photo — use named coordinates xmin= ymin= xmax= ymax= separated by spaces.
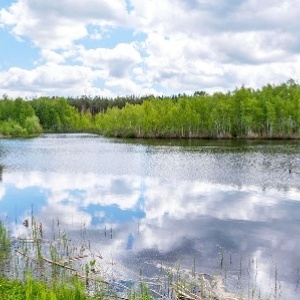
xmin=0 ymin=218 xmax=281 ymax=300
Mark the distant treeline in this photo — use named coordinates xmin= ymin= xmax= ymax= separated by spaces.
xmin=1 ymin=80 xmax=300 ymax=139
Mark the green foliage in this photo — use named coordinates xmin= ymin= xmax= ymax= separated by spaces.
xmin=67 ymin=94 xmax=148 ymax=115
xmin=0 ymin=120 xmax=27 ymax=137
xmin=93 ymin=81 xmax=300 ymax=139
xmin=0 ymin=98 xmax=43 ymax=137
xmin=1 ymin=80 xmax=300 ymax=139
xmin=31 ymin=97 xmax=96 ymax=133
xmin=31 ymin=98 xmax=79 ymax=132
xmin=24 ymin=116 xmax=43 ymax=135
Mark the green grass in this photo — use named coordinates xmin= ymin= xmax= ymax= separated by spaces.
xmin=0 ymin=274 xmax=92 ymax=300
xmin=0 ymin=274 xmax=156 ymax=300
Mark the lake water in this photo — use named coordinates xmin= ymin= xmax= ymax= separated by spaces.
xmin=0 ymin=134 xmax=300 ymax=299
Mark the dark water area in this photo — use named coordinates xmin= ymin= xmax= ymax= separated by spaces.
xmin=1 ymin=134 xmax=300 ymax=299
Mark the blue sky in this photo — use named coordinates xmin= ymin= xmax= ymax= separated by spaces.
xmin=0 ymin=0 xmax=300 ymax=98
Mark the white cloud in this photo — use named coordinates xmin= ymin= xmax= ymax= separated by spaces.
xmin=27 ymin=0 xmax=128 ymax=23
xmin=79 ymin=43 xmax=142 ymax=78
xmin=212 ymin=31 xmax=296 ymax=64
xmin=0 ymin=0 xmax=129 ymax=49
xmin=128 ymin=0 xmax=300 ymax=93
xmin=41 ymin=49 xmax=66 ymax=64
xmin=105 ymin=77 xmax=157 ymax=95
xmin=1 ymin=0 xmax=300 ymax=95
xmin=0 ymin=63 xmax=114 ymax=97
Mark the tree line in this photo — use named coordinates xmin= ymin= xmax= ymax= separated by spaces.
xmin=1 ymin=80 xmax=300 ymax=139
xmin=94 ymin=80 xmax=300 ymax=138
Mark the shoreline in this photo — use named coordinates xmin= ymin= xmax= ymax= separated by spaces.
xmin=2 ymin=131 xmax=300 ymax=140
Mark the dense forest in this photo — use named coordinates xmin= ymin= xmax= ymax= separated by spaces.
xmin=1 ymin=80 xmax=300 ymax=139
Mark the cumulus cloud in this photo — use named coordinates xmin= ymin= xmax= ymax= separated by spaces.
xmin=129 ymin=0 xmax=300 ymax=92
xmin=78 ymin=43 xmax=142 ymax=77
xmin=1 ymin=0 xmax=300 ymax=96
xmin=41 ymin=49 xmax=66 ymax=64
xmin=0 ymin=63 xmax=114 ymax=97
xmin=0 ymin=0 xmax=128 ymax=49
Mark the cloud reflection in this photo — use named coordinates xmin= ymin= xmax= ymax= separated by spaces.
xmin=0 ymin=185 xmax=5 ymax=201
xmin=1 ymin=171 xmax=300 ymax=299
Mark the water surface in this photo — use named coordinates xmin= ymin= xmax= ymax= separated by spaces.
xmin=0 ymin=134 xmax=300 ymax=299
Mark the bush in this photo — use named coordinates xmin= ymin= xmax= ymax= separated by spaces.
xmin=24 ymin=116 xmax=43 ymax=135
xmin=0 ymin=120 xmax=28 ymax=137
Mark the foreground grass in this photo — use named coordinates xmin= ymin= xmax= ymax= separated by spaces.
xmin=0 ymin=275 xmax=155 ymax=300
xmin=0 ymin=274 xmax=92 ymax=300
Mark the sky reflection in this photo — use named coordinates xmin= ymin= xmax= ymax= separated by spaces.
xmin=1 ymin=135 xmax=300 ymax=299
xmin=1 ymin=170 xmax=300 ymax=299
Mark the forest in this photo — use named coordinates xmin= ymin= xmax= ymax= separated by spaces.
xmin=1 ymin=80 xmax=300 ymax=139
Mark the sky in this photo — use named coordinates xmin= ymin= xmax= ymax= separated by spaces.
xmin=0 ymin=0 xmax=300 ymax=98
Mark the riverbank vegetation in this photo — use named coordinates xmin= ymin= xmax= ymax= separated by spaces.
xmin=1 ymin=80 xmax=300 ymax=138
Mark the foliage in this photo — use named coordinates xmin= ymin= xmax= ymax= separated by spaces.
xmin=67 ymin=94 xmax=148 ymax=115
xmin=23 ymin=116 xmax=43 ymax=135
xmin=0 ymin=98 xmax=43 ymax=137
xmin=93 ymin=81 xmax=300 ymax=139
xmin=31 ymin=97 xmax=80 ymax=132
xmin=1 ymin=80 xmax=300 ymax=139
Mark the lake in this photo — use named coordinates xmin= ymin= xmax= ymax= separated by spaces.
xmin=0 ymin=134 xmax=300 ymax=299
